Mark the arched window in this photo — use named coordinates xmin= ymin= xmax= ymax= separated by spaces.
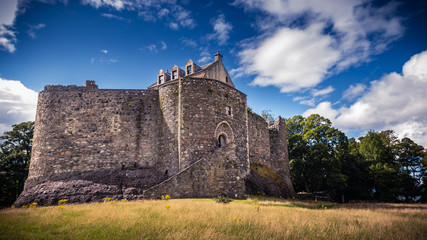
xmin=218 ymin=134 xmax=227 ymax=148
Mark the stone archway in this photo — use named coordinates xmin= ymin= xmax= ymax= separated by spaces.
xmin=214 ymin=121 xmax=234 ymax=148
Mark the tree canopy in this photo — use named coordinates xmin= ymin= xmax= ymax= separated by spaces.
xmin=287 ymin=114 xmax=426 ymax=202
xmin=0 ymin=121 xmax=34 ymax=208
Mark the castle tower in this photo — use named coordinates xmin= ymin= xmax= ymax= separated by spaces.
xmin=15 ymin=52 xmax=294 ymax=207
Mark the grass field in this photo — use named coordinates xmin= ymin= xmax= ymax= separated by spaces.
xmin=1 ymin=198 xmax=426 ymax=240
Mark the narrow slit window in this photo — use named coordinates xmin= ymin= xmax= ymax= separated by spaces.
xmin=172 ymin=70 xmax=177 ymax=79
xmin=226 ymin=106 xmax=232 ymax=116
xmin=187 ymin=65 xmax=192 ymax=74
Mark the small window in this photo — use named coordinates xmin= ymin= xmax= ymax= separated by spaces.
xmin=187 ymin=65 xmax=192 ymax=74
xmin=226 ymin=106 xmax=232 ymax=116
xmin=225 ymin=76 xmax=229 ymax=83
xmin=172 ymin=70 xmax=177 ymax=79
xmin=159 ymin=75 xmax=164 ymax=84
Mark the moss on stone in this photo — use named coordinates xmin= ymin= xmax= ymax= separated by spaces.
xmin=250 ymin=162 xmax=284 ymax=185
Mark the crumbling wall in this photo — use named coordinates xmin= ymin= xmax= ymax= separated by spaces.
xmin=247 ymin=111 xmax=271 ymax=167
xmin=269 ymin=117 xmax=295 ymax=197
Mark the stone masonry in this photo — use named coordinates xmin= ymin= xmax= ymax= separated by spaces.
xmin=15 ymin=52 xmax=295 ymax=206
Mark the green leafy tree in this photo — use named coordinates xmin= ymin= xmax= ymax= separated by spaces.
xmin=359 ymin=130 xmax=402 ymax=201
xmin=287 ymin=114 xmax=348 ymax=200
xmin=395 ymin=137 xmax=426 ymax=201
xmin=0 ymin=121 xmax=34 ymax=207
xmin=341 ymin=138 xmax=372 ymax=201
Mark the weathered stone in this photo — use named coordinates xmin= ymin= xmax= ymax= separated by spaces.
xmin=15 ymin=53 xmax=295 ymax=206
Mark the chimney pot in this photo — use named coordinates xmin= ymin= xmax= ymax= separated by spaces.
xmin=214 ymin=51 xmax=222 ymax=62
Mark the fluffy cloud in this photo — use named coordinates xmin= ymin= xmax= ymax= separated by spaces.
xmin=0 ymin=77 xmax=38 ymax=135
xmin=198 ymin=48 xmax=211 ymax=64
xmin=241 ymin=24 xmax=340 ymax=92
xmin=303 ymin=50 xmax=427 ymax=147
xmin=141 ymin=41 xmax=167 ymax=53
xmin=0 ymin=0 xmax=18 ymax=53
xmin=234 ymin=0 xmax=403 ymax=93
xmin=207 ymin=14 xmax=232 ymax=45
xmin=342 ymin=83 xmax=366 ymax=100
xmin=81 ymin=0 xmax=127 ymax=10
xmin=81 ymin=0 xmax=196 ymax=30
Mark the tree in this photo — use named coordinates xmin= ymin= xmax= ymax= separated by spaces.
xmin=0 ymin=121 xmax=34 ymax=207
xmin=261 ymin=109 xmax=275 ymax=122
xmin=395 ymin=137 xmax=426 ymax=201
xmin=287 ymin=114 xmax=348 ymax=201
xmin=340 ymin=138 xmax=372 ymax=201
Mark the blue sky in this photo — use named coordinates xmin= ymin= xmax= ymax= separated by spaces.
xmin=1 ymin=0 xmax=427 ymax=146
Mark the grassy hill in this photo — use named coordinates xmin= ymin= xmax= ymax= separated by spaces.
xmin=1 ymin=198 xmax=426 ymax=239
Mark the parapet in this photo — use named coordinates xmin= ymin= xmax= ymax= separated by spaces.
xmin=43 ymin=80 xmax=99 ymax=91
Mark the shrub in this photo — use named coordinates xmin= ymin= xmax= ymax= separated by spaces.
xmin=214 ymin=196 xmax=233 ymax=204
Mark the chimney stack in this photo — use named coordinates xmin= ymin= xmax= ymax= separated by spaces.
xmin=214 ymin=51 xmax=222 ymax=62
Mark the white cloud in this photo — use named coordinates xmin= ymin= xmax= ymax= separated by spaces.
xmin=100 ymin=49 xmax=108 ymax=54
xmin=169 ymin=22 xmax=179 ymax=30
xmin=303 ymin=101 xmax=338 ymax=122
xmin=0 ymin=77 xmax=38 ymax=135
xmin=81 ymin=0 xmax=127 ymax=11
xmin=342 ymin=83 xmax=366 ymax=100
xmin=198 ymin=48 xmax=211 ymax=63
xmin=101 ymin=13 xmax=130 ymax=22
xmin=312 ymin=86 xmax=334 ymax=97
xmin=304 ymin=50 xmax=427 ymax=147
xmin=3 ymin=0 xmax=193 ymax=52
xmin=180 ymin=37 xmax=197 ymax=47
xmin=242 ymin=24 xmax=340 ymax=92
xmin=207 ymin=14 xmax=232 ymax=45
xmin=142 ymin=41 xmax=167 ymax=53
xmin=160 ymin=41 xmax=167 ymax=50
xmin=234 ymin=0 xmax=404 ymax=93
xmin=0 ymin=0 xmax=18 ymax=26
xmin=27 ymin=23 xmax=46 ymax=39
xmin=0 ymin=0 xmax=18 ymax=53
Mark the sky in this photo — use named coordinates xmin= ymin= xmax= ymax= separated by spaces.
xmin=0 ymin=0 xmax=427 ymax=147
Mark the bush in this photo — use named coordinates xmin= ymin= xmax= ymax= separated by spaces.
xmin=214 ymin=196 xmax=233 ymax=204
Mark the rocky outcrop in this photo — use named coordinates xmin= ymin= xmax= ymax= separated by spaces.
xmin=14 ymin=168 xmax=167 ymax=207
xmin=245 ymin=163 xmax=294 ymax=197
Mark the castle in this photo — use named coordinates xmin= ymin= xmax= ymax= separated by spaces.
xmin=15 ymin=52 xmax=295 ymax=206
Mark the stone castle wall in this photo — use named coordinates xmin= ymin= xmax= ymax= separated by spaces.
xmin=179 ymin=78 xmax=249 ymax=176
xmin=25 ymin=84 xmax=161 ymax=191
xmin=158 ymin=81 xmax=180 ymax=176
xmin=269 ymin=117 xmax=295 ymax=196
xmin=247 ymin=111 xmax=271 ymax=167
xmin=144 ymin=143 xmax=245 ymax=199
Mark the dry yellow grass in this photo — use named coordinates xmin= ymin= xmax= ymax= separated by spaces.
xmin=0 ymin=198 xmax=426 ymax=240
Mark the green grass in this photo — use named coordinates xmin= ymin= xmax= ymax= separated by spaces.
xmin=1 ymin=198 xmax=426 ymax=240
